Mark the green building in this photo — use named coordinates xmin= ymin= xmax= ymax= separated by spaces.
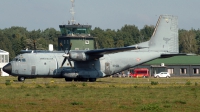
xmin=58 ymin=24 xmax=96 ymax=51
xmin=136 ymin=55 xmax=200 ymax=77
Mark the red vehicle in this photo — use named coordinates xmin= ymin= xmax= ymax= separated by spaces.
xmin=129 ymin=68 xmax=149 ymax=78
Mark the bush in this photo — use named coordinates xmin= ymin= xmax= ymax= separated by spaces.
xmin=82 ymin=82 xmax=87 ymax=87
xmin=185 ymin=81 xmax=192 ymax=85
xmin=151 ymin=81 xmax=158 ymax=85
xmin=109 ymin=85 xmax=115 ymax=87
xmin=70 ymin=84 xmax=77 ymax=87
xmin=20 ymin=85 xmax=27 ymax=89
xmin=141 ymin=104 xmax=161 ymax=111
xmin=174 ymin=100 xmax=186 ymax=104
xmin=5 ymin=80 xmax=11 ymax=86
xmin=195 ymin=82 xmax=198 ymax=86
xmin=70 ymin=101 xmax=83 ymax=105
xmin=35 ymin=84 xmax=43 ymax=88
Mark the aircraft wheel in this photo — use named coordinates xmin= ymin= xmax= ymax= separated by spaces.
xmin=18 ymin=76 xmax=25 ymax=82
xmin=74 ymin=78 xmax=78 ymax=82
xmin=65 ymin=78 xmax=73 ymax=82
xmin=166 ymin=76 xmax=170 ymax=78
xmin=81 ymin=78 xmax=88 ymax=82
xmin=89 ymin=78 xmax=96 ymax=82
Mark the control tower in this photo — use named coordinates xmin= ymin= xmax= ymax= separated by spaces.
xmin=58 ymin=0 xmax=96 ymax=51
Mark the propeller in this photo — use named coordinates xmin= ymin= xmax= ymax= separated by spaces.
xmin=60 ymin=43 xmax=72 ymax=67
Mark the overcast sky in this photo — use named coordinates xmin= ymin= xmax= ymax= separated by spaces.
xmin=0 ymin=0 xmax=200 ymax=31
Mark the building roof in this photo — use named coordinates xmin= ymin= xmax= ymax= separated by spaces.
xmin=144 ymin=55 xmax=200 ymax=65
xmin=58 ymin=35 xmax=96 ymax=39
xmin=0 ymin=49 xmax=9 ymax=54
xmin=59 ymin=25 xmax=92 ymax=28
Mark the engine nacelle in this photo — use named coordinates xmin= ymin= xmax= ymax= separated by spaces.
xmin=69 ymin=51 xmax=89 ymax=61
xmin=62 ymin=69 xmax=78 ymax=78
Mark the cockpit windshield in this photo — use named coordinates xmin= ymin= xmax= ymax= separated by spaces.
xmin=12 ymin=57 xmax=26 ymax=62
xmin=13 ymin=58 xmax=18 ymax=61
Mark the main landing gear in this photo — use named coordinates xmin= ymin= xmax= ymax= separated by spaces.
xmin=65 ymin=78 xmax=96 ymax=82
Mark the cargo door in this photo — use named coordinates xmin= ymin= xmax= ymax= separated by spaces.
xmin=37 ymin=61 xmax=49 ymax=75
xmin=31 ymin=66 xmax=36 ymax=75
xmin=105 ymin=62 xmax=111 ymax=75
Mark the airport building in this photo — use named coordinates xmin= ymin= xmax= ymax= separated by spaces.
xmin=0 ymin=49 xmax=9 ymax=76
xmin=135 ymin=55 xmax=200 ymax=77
xmin=57 ymin=0 xmax=96 ymax=51
xmin=58 ymin=24 xmax=96 ymax=51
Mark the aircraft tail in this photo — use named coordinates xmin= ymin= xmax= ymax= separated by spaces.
xmin=149 ymin=15 xmax=179 ymax=53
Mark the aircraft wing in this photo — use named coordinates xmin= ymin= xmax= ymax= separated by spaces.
xmin=68 ymin=46 xmax=147 ymax=61
xmin=84 ymin=46 xmax=145 ymax=58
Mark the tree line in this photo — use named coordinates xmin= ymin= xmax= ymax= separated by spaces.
xmin=0 ymin=25 xmax=200 ymax=60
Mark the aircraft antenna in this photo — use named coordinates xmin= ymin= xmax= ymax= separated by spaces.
xmin=70 ymin=0 xmax=76 ymax=25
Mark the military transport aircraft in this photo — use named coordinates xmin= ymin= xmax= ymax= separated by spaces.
xmin=3 ymin=15 xmax=179 ymax=82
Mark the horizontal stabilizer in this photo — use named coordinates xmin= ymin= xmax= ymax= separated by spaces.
xmin=161 ymin=53 xmax=196 ymax=58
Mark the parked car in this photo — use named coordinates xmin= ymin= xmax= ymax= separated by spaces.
xmin=154 ymin=72 xmax=170 ymax=78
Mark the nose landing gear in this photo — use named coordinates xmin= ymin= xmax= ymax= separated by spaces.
xmin=18 ymin=76 xmax=25 ymax=82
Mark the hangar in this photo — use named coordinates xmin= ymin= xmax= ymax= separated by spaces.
xmin=135 ymin=55 xmax=200 ymax=77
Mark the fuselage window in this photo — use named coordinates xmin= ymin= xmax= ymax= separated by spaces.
xmin=22 ymin=59 xmax=26 ymax=62
xmin=18 ymin=59 xmax=21 ymax=62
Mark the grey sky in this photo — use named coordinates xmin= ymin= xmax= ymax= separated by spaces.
xmin=0 ymin=0 xmax=200 ymax=31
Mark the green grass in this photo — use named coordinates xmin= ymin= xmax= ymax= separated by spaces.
xmin=0 ymin=76 xmax=200 ymax=111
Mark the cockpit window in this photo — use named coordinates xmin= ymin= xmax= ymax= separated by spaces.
xmin=22 ymin=59 xmax=26 ymax=62
xmin=13 ymin=58 xmax=18 ymax=61
xmin=12 ymin=58 xmax=26 ymax=62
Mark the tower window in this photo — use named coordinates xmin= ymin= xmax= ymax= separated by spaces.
xmin=85 ymin=40 xmax=89 ymax=44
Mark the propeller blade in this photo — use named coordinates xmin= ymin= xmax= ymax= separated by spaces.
xmin=60 ymin=43 xmax=72 ymax=68
xmin=60 ymin=43 xmax=66 ymax=53
xmin=68 ymin=59 xmax=72 ymax=67
xmin=67 ymin=43 xmax=72 ymax=54
xmin=61 ymin=57 xmax=67 ymax=67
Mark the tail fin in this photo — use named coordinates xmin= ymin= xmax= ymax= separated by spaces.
xmin=149 ymin=15 xmax=179 ymax=53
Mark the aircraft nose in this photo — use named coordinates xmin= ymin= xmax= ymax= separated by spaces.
xmin=3 ymin=63 xmax=12 ymax=75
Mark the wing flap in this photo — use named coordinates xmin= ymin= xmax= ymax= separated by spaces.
xmin=85 ymin=46 xmax=145 ymax=58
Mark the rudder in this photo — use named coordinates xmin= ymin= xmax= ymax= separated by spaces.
xmin=149 ymin=15 xmax=178 ymax=53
